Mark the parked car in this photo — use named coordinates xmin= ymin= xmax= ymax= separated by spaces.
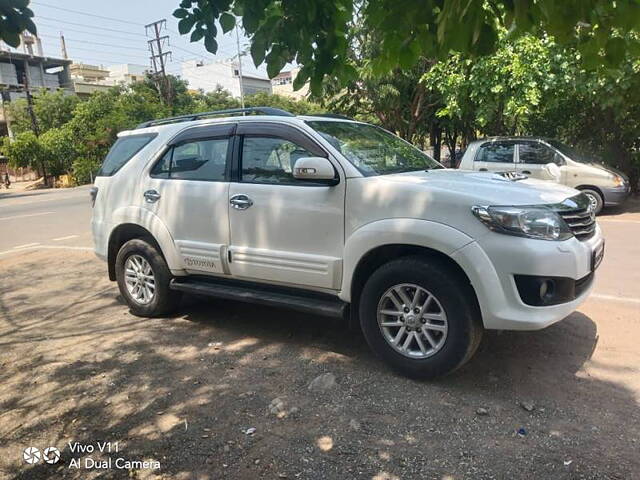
xmin=458 ymin=137 xmax=630 ymax=214
xmin=91 ymin=108 xmax=604 ymax=378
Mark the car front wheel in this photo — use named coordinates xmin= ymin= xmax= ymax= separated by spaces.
xmin=359 ymin=256 xmax=483 ymax=379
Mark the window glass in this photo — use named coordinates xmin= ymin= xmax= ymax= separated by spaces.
xmin=150 ymin=148 xmax=172 ymax=178
xmin=169 ymin=138 xmax=229 ymax=181
xmin=241 ymin=137 xmax=314 ymax=184
xmin=519 ymin=142 xmax=556 ymax=165
xmin=477 ymin=143 xmax=515 ymax=163
xmin=98 ymin=134 xmax=156 ymax=176
xmin=306 ymin=121 xmax=442 ymax=176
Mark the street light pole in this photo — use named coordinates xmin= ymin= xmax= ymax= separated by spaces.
xmin=235 ymin=24 xmax=245 ymax=110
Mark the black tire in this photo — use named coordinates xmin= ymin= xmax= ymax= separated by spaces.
xmin=359 ymin=256 xmax=483 ymax=379
xmin=115 ymin=238 xmax=182 ymax=317
xmin=579 ymin=188 xmax=604 ymax=215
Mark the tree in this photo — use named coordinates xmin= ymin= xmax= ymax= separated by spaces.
xmin=0 ymin=0 xmax=37 ymax=47
xmin=2 ymin=130 xmax=47 ymax=177
xmin=7 ymin=89 xmax=81 ymax=135
xmin=174 ymin=0 xmax=640 ymax=92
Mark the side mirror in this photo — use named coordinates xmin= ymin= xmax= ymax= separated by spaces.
xmin=293 ymin=157 xmax=337 ymax=182
xmin=553 ymin=153 xmax=565 ymax=166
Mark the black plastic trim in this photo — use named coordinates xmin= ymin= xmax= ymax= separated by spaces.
xmin=514 ymin=272 xmax=594 ymax=306
xmin=170 ymin=276 xmax=347 ymax=318
xmin=168 ymin=123 xmax=236 ymax=146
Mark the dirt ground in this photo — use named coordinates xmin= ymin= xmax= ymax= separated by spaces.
xmin=1 ymin=210 xmax=639 ymax=479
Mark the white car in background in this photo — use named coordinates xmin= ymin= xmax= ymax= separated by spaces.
xmin=91 ymin=109 xmax=604 ymax=378
xmin=458 ymin=137 xmax=630 ymax=214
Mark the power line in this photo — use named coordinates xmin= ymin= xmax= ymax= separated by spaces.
xmin=37 ymin=34 xmax=148 ymax=54
xmin=60 ymin=44 xmax=150 ymax=60
xmin=31 ymin=1 xmax=143 ymax=26
xmin=36 ymin=18 xmax=147 ymax=38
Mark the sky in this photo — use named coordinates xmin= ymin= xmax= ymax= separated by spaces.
xmin=18 ymin=0 xmax=268 ymax=83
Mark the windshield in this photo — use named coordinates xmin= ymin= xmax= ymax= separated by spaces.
xmin=307 ymin=121 xmax=443 ymax=176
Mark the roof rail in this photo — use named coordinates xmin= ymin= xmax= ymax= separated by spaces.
xmin=136 ymin=107 xmax=295 ymax=129
xmin=306 ymin=113 xmax=355 ymax=121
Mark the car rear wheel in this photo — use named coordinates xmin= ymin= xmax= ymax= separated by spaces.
xmin=359 ymin=256 xmax=483 ymax=379
xmin=115 ymin=239 xmax=182 ymax=317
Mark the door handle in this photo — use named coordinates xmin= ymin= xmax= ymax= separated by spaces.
xmin=479 ymin=168 xmax=488 ymax=172
xmin=521 ymin=170 xmax=531 ymax=175
xmin=144 ymin=189 xmax=161 ymax=203
xmin=230 ymin=194 xmax=253 ymax=210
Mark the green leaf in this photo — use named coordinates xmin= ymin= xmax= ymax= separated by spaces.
xmin=190 ymin=29 xmax=205 ymax=42
xmin=604 ymin=37 xmax=625 ymax=67
xmin=204 ymin=34 xmax=218 ymax=54
xmin=178 ymin=16 xmax=196 ymax=35
xmin=173 ymin=8 xmax=189 ymax=19
xmin=219 ymin=12 xmax=236 ymax=33
xmin=3 ymin=31 xmax=20 ymax=48
xmin=250 ymin=39 xmax=266 ymax=66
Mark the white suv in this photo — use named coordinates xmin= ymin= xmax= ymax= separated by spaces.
xmin=91 ymin=107 xmax=604 ymax=378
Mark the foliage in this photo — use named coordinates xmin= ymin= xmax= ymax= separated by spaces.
xmin=0 ymin=0 xmax=37 ymax=47
xmin=7 ymin=89 xmax=81 ymax=135
xmin=39 ymin=127 xmax=77 ymax=177
xmin=244 ymin=92 xmax=322 ymax=115
xmin=174 ymin=0 xmax=640 ymax=92
xmin=2 ymin=130 xmax=46 ymax=174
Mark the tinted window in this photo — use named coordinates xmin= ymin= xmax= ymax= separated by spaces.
xmin=519 ymin=142 xmax=555 ymax=165
xmin=151 ymin=138 xmax=229 ymax=181
xmin=477 ymin=142 xmax=515 ymax=163
xmin=241 ymin=137 xmax=314 ymax=184
xmin=98 ymin=134 xmax=156 ymax=176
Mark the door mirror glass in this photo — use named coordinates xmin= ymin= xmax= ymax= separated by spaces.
xmin=293 ymin=157 xmax=336 ymax=181
xmin=553 ymin=152 xmax=565 ymax=166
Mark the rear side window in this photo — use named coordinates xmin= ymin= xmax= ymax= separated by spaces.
xmin=97 ymin=134 xmax=157 ymax=176
xmin=150 ymin=138 xmax=230 ymax=181
xmin=476 ymin=142 xmax=515 ymax=163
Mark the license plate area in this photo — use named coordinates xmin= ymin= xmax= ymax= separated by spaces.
xmin=592 ymin=241 xmax=605 ymax=272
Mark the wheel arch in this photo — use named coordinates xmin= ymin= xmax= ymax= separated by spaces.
xmin=107 ymin=224 xmax=166 ymax=281
xmin=575 ymin=184 xmax=604 ymax=200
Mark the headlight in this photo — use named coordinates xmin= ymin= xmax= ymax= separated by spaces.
xmin=472 ymin=206 xmax=573 ymax=241
xmin=612 ymin=174 xmax=625 ymax=187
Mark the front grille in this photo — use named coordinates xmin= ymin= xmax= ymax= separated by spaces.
xmin=558 ymin=208 xmax=596 ymax=241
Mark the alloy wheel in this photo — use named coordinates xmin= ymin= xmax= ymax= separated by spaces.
xmin=124 ymin=254 xmax=156 ymax=305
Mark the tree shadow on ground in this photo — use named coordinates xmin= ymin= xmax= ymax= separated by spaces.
xmin=1 ymin=251 xmax=638 ymax=479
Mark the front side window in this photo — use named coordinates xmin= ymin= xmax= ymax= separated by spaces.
xmin=98 ymin=133 xmax=157 ymax=176
xmin=519 ymin=142 xmax=555 ymax=165
xmin=241 ymin=136 xmax=314 ymax=184
xmin=151 ymin=137 xmax=229 ymax=181
xmin=306 ymin=121 xmax=442 ymax=176
xmin=477 ymin=142 xmax=515 ymax=163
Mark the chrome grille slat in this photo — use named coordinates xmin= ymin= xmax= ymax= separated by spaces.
xmin=558 ymin=206 xmax=596 ymax=241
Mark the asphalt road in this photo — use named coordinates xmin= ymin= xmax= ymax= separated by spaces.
xmin=0 ymin=185 xmax=93 ymax=253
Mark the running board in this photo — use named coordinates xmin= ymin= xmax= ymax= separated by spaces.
xmin=169 ymin=277 xmax=348 ymax=318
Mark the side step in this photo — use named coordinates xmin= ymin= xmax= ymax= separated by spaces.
xmin=170 ymin=277 xmax=348 ymax=318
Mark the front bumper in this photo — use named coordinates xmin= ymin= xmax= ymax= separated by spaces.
xmin=602 ymin=184 xmax=631 ymax=206
xmin=452 ymin=225 xmax=603 ymax=331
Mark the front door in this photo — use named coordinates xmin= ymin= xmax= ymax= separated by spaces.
xmin=227 ymin=123 xmax=345 ymax=290
xmin=142 ymin=123 xmax=235 ymax=275
xmin=473 ymin=141 xmax=516 ymax=173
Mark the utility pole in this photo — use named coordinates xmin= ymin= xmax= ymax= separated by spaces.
xmin=60 ymin=32 xmax=68 ymax=59
xmin=21 ymin=60 xmax=47 ymax=184
xmin=145 ymin=20 xmax=172 ymax=105
xmin=235 ymin=24 xmax=245 ymax=110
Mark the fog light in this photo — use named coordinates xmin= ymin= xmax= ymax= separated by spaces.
xmin=540 ymin=279 xmax=555 ymax=301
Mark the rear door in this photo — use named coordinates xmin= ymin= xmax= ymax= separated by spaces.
xmin=227 ymin=122 xmax=345 ymax=290
xmin=473 ymin=141 xmax=516 ymax=173
xmin=142 ymin=123 xmax=235 ymax=275
xmin=516 ymin=141 xmax=560 ymax=180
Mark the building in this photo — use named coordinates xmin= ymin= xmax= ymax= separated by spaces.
xmin=181 ymin=60 xmax=272 ymax=98
xmin=0 ymin=35 xmax=73 ymax=137
xmin=70 ymin=63 xmax=149 ymax=97
xmin=69 ymin=63 xmax=112 ymax=96
xmin=108 ymin=64 xmax=149 ymax=85
xmin=271 ymin=67 xmax=309 ymax=100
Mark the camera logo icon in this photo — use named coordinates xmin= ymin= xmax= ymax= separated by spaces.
xmin=43 ymin=447 xmax=61 ymax=464
xmin=23 ymin=447 xmax=41 ymax=464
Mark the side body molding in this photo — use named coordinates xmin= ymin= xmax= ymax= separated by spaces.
xmin=340 ymin=218 xmax=475 ymax=302
xmin=109 ymin=206 xmax=185 ymax=274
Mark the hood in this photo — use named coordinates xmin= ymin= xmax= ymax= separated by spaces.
xmin=382 ymin=169 xmax=579 ymax=206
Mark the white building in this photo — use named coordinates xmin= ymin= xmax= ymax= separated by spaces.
xmin=181 ymin=60 xmax=271 ymax=98
xmin=108 ymin=64 xmax=149 ymax=85
xmin=271 ymin=67 xmax=310 ymax=100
